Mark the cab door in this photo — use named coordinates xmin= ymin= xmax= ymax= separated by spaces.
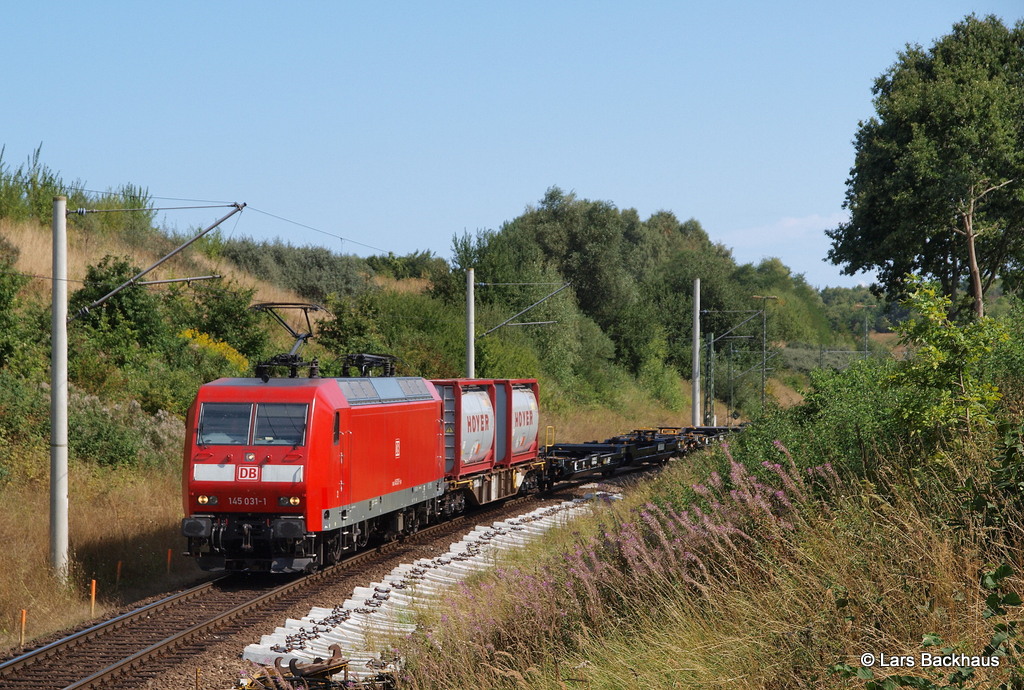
xmin=335 ymin=409 xmax=352 ymax=507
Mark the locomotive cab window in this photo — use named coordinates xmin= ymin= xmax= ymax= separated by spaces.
xmin=197 ymin=402 xmax=308 ymax=446
xmin=254 ymin=403 xmax=308 ymax=446
xmin=198 ymin=403 xmax=252 ymax=445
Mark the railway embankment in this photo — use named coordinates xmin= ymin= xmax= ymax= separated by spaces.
xmin=374 ymin=283 xmax=1024 ymax=688
xmin=386 ymin=430 xmax=1024 ymax=688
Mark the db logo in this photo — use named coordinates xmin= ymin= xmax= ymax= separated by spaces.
xmin=236 ymin=465 xmax=260 ymax=482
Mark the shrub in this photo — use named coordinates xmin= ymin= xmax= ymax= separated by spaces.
xmin=218 ymin=238 xmax=370 ymax=302
xmin=69 ymin=256 xmax=168 ymax=349
xmin=69 ymin=401 xmax=143 ymax=467
xmin=893 ymin=276 xmax=1008 ymax=440
xmin=179 ymin=329 xmax=248 ymax=374
xmin=164 ymin=279 xmax=269 ymax=360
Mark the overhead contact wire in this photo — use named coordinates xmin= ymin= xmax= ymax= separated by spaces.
xmin=247 ymin=206 xmax=391 ymax=254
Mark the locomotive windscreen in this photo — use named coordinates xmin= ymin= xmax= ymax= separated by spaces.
xmin=198 ymin=403 xmax=251 ymax=445
xmin=198 ymin=402 xmax=309 ymax=446
xmin=254 ymin=403 xmax=307 ymax=445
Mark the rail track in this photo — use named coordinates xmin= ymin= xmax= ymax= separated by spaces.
xmin=0 ymin=457 xmax=686 ymax=690
xmin=0 ymin=495 xmax=542 ymax=690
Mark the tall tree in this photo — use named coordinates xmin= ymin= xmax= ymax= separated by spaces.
xmin=827 ymin=15 xmax=1024 ymax=318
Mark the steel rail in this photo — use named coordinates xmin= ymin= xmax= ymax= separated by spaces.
xmin=0 ymin=578 xmax=223 ymax=678
xmin=2 ymin=499 xmax=529 ymax=688
xmin=62 ymin=507 xmax=514 ymax=688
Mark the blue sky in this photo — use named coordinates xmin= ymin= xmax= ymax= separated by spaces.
xmin=4 ymin=1 xmax=1022 ymax=289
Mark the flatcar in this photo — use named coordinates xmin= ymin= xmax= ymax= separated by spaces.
xmin=181 ymin=373 xmax=541 ymax=573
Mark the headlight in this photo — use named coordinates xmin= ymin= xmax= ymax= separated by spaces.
xmin=278 ymin=496 xmax=301 ymax=507
xmin=197 ymin=495 xmax=218 ymax=506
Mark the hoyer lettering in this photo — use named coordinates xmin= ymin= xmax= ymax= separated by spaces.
xmin=465 ymin=414 xmax=491 ymax=433
xmin=514 ymin=410 xmax=535 ymax=427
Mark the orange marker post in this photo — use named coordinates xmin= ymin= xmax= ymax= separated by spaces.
xmin=167 ymin=548 xmax=173 ymax=575
xmin=116 ymin=560 xmax=123 ymax=588
xmin=19 ymin=609 xmax=26 ymax=647
xmin=90 ymin=579 xmax=97 ymax=617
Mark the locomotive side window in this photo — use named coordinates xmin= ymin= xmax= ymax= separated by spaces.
xmin=198 ymin=403 xmax=253 ymax=445
xmin=254 ymin=403 xmax=308 ymax=446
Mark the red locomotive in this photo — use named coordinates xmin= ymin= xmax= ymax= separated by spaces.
xmin=181 ymin=368 xmax=541 ymax=573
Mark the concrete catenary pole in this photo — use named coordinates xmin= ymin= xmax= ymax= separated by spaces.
xmin=50 ymin=196 xmax=69 ymax=580
xmin=466 ymin=268 xmax=475 ymax=378
xmin=691 ymin=278 xmax=700 ymax=427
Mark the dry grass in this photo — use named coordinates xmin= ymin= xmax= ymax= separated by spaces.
xmin=2 ymin=216 xmax=330 ymax=343
xmin=394 ymin=446 xmax=1020 ymax=688
xmin=371 ymin=274 xmax=430 ymax=294
xmin=768 ymin=377 xmax=805 ymax=407
xmin=0 ymin=465 xmax=200 ymax=652
xmin=542 ymin=381 xmax=743 ymax=444
xmin=1 ymin=217 xmax=306 ymax=309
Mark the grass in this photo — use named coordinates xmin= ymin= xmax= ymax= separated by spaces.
xmin=0 ymin=464 xmax=201 ymax=652
xmin=1 ymin=217 xmax=307 ymax=309
xmin=391 ymin=436 xmax=1023 ymax=688
xmin=543 ymin=381 xmax=742 ymax=445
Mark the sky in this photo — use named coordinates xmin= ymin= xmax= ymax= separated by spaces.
xmin=3 ymin=1 xmax=1022 ymax=289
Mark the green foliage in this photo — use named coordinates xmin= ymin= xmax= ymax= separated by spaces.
xmin=734 ymin=258 xmax=833 ymax=343
xmin=820 ymin=285 xmax=900 ymax=336
xmin=64 ymin=256 xmax=271 ymax=416
xmin=731 ymin=276 xmax=1012 ymax=482
xmin=69 ymin=403 xmax=144 ymax=467
xmin=318 ymin=289 xmax=464 ymax=378
xmin=0 ymin=370 xmax=48 ymax=442
xmin=646 ymin=241 xmax=744 ymax=374
xmin=476 ymin=335 xmax=541 ymax=380
xmin=893 ymin=276 xmax=1008 ymax=438
xmin=69 ymin=255 xmax=168 ymax=348
xmin=0 ymin=145 xmax=153 ymax=237
xmin=0 ymin=145 xmax=67 ymax=222
xmin=69 ymin=184 xmax=157 ymax=247
xmin=957 ymin=421 xmax=1024 ymax=531
xmin=731 ymin=358 xmax=908 ymax=478
xmin=358 ymin=289 xmax=464 ymax=378
xmin=440 ymin=187 xmax=839 ymax=414
xmin=217 ymin=237 xmax=370 ymax=302
xmin=317 ymin=293 xmax=390 ymax=365
xmin=164 ymin=278 xmax=268 ymax=359
xmin=190 ymin=228 xmax=225 ymax=260
xmin=986 ymin=300 xmax=1024 ymax=392
xmin=0 ymin=237 xmax=28 ymax=368
xmin=827 ymin=15 xmax=1024 ymax=316
xmin=365 ymin=250 xmax=447 ymax=280
xmin=830 ymin=565 xmax=1024 ymax=688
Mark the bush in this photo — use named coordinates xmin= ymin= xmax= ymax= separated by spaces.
xmin=893 ymin=277 xmax=1008 ymax=441
xmin=218 ymin=238 xmax=370 ymax=302
xmin=164 ymin=278 xmax=269 ymax=360
xmin=69 ymin=401 xmax=143 ymax=468
xmin=69 ymin=256 xmax=168 ymax=349
xmin=726 ymin=358 xmax=910 ymax=481
xmin=365 ymin=250 xmax=447 ymax=280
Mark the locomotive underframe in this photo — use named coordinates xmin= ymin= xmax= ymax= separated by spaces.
xmin=183 ymin=462 xmax=547 ymax=573
xmin=183 ymin=500 xmax=442 ymax=573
